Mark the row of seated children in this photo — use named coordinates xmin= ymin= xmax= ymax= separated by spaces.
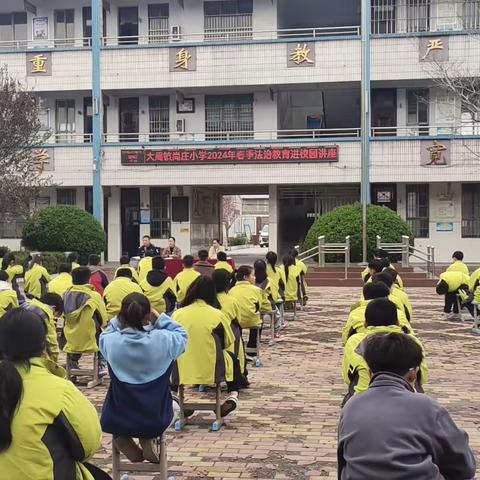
xmin=435 ymin=250 xmax=480 ymax=320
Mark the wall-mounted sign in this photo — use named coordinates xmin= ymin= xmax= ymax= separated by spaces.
xmin=33 ymin=147 xmax=54 ymax=172
xmin=140 ymin=208 xmax=151 ymax=224
xmin=419 ymin=36 xmax=449 ymax=62
xmin=176 ymin=98 xmax=195 ymax=113
xmin=420 ymin=140 xmax=451 ymax=166
xmin=436 ymin=222 xmax=454 ymax=232
xmin=287 ymin=42 xmax=315 ymax=67
xmin=121 ymin=146 xmax=339 ymax=165
xmin=376 ymin=191 xmax=392 ymax=203
xmin=26 ymin=52 xmax=52 ymax=76
xmin=32 ymin=17 xmax=48 ymax=40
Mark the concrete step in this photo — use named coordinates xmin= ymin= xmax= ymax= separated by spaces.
xmin=306 ymin=271 xmax=429 ymax=280
xmin=307 ymin=266 xmax=416 ymax=273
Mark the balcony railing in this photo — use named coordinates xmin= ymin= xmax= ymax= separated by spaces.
xmin=42 ymin=125 xmax=480 ymax=145
xmin=0 ymin=37 xmax=92 ymax=51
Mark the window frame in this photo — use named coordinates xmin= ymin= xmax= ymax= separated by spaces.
xmin=57 ymin=188 xmax=77 ymax=206
xmin=150 ymin=187 xmax=171 ymax=239
xmin=462 ymin=183 xmax=480 ymax=238
xmin=406 ymin=184 xmax=430 ymax=238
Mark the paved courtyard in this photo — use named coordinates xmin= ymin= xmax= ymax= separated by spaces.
xmin=83 ymin=287 xmax=480 ymax=479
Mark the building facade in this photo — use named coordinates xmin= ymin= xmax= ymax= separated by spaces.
xmin=0 ymin=0 xmax=479 ymax=262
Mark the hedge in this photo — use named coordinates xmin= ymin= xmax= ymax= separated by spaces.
xmin=303 ymin=202 xmax=414 ymax=263
xmin=22 ymin=206 xmax=106 ymax=265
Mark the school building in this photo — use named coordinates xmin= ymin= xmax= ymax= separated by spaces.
xmin=0 ymin=0 xmax=479 ymax=262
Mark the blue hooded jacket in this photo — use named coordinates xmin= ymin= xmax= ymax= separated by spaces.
xmin=99 ymin=314 xmax=188 ymax=438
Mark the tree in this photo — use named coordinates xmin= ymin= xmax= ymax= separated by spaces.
xmin=222 ymin=196 xmax=240 ymax=246
xmin=0 ymin=67 xmax=52 ymax=217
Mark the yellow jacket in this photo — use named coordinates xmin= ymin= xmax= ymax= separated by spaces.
xmin=103 ymin=276 xmax=143 ymax=320
xmin=4 ymin=264 xmax=23 ymax=283
xmin=266 ymin=264 xmax=286 ymax=302
xmin=217 ymin=292 xmax=246 ymax=374
xmin=391 ymin=284 xmax=413 ymax=321
xmin=469 ymin=268 xmax=480 ymax=303
xmin=0 ymin=282 xmax=18 ymax=317
xmin=115 ymin=266 xmax=140 ymax=283
xmin=256 ymin=279 xmax=274 ymax=313
xmin=438 ymin=271 xmax=470 ymax=292
xmin=22 ymin=299 xmax=60 ymax=363
xmin=48 ymin=272 xmax=73 ymax=297
xmin=229 ymin=281 xmax=263 ymax=328
xmin=280 ymin=265 xmax=300 ymax=302
xmin=342 ymin=325 xmax=428 ymax=395
xmin=172 ymin=300 xmax=234 ymax=384
xmin=447 ymin=260 xmax=469 ymax=276
xmin=0 ymin=357 xmax=101 ymax=480
xmin=140 ymin=272 xmax=176 ymax=314
xmin=214 ymin=261 xmax=233 ymax=273
xmin=63 ymin=284 xmax=108 ymax=354
xmin=24 ymin=264 xmax=51 ymax=299
xmin=174 ymin=268 xmax=201 ymax=304
xmin=343 ymin=299 xmax=413 ymax=345
xmin=138 ymin=257 xmax=153 ymax=283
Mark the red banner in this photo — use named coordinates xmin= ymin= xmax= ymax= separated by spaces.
xmin=121 ymin=146 xmax=339 ymax=165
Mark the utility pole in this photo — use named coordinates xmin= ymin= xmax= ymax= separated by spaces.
xmin=360 ymin=0 xmax=371 ymax=264
xmin=92 ymin=0 xmax=103 ymax=224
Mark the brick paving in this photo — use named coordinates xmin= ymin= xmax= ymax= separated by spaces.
xmin=80 ymin=287 xmax=480 ymax=479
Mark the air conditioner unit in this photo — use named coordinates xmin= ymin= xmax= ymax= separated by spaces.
xmin=171 ymin=25 xmax=182 ymax=41
xmin=176 ymin=119 xmax=186 ymax=133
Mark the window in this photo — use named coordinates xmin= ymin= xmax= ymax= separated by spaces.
xmin=371 ymin=0 xmax=396 ymax=34
xmin=148 ymin=4 xmax=169 ymax=43
xmin=462 ymin=184 xmax=480 ymax=237
xmin=85 ymin=187 xmax=93 ymax=214
xmin=57 ymin=188 xmax=77 ymax=206
xmin=82 ymin=7 xmax=107 ymax=46
xmin=55 ymin=99 xmax=76 ymax=143
xmin=204 ymin=0 xmax=253 ymax=40
xmin=118 ymin=6 xmax=139 ymax=44
xmin=463 ymin=0 xmax=480 ymax=30
xmin=0 ymin=216 xmax=25 ymax=238
xmin=149 ymin=96 xmax=170 ymax=141
xmin=150 ymin=188 xmax=170 ymax=239
xmin=406 ymin=0 xmax=430 ymax=33
xmin=407 ymin=89 xmax=429 ymax=135
xmin=0 ymin=12 xmax=27 ymax=48
xmin=406 ymin=184 xmax=429 ymax=238
xmin=54 ymin=9 xmax=75 ymax=46
xmin=205 ymin=94 xmax=253 ymax=140
xmin=119 ymin=97 xmax=139 ymax=142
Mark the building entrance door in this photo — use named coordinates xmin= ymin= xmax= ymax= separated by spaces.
xmin=121 ymin=188 xmax=140 ymax=257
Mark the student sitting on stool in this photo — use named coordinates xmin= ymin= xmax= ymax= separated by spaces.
xmin=48 ymin=263 xmax=73 ymax=297
xmin=103 ymin=268 xmax=142 ymax=320
xmin=174 ymin=255 xmax=201 ymax=306
xmin=100 ymin=292 xmax=187 ymax=463
xmin=436 ymin=270 xmax=470 ymax=321
xmin=115 ymin=256 xmax=140 ymax=284
xmin=0 ymin=270 xmax=19 ymax=317
xmin=24 ymin=255 xmax=51 ymax=300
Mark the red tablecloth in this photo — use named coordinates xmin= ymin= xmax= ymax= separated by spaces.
xmin=164 ymin=258 xmax=236 ymax=278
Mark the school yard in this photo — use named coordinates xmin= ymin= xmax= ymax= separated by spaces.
xmin=82 ymin=287 xmax=480 ymax=480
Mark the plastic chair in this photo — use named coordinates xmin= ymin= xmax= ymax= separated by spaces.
xmin=174 ymin=383 xmax=224 ymax=432
xmin=112 ymin=434 xmax=175 ymax=480
xmin=66 ymin=352 xmax=102 ymax=388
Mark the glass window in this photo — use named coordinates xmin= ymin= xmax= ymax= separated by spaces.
xmin=462 ymin=184 xmax=480 ymax=237
xmin=406 ymin=184 xmax=429 ymax=238
xmin=119 ymin=97 xmax=139 ymax=142
xmin=205 ymin=94 xmax=253 ymax=140
xmin=150 ymin=188 xmax=170 ymax=239
xmin=85 ymin=187 xmax=93 ymax=214
xmin=407 ymin=89 xmax=429 ymax=134
xmin=149 ymin=96 xmax=169 ymax=141
xmin=204 ymin=0 xmax=253 ymax=40
xmin=371 ymin=0 xmax=396 ymax=34
xmin=55 ymin=99 xmax=76 ymax=143
xmin=463 ymin=0 xmax=480 ymax=30
xmin=148 ymin=3 xmax=169 ymax=43
xmin=57 ymin=188 xmax=77 ymax=206
xmin=54 ymin=9 xmax=75 ymax=46
xmin=118 ymin=6 xmax=139 ymax=45
xmin=406 ymin=0 xmax=430 ymax=33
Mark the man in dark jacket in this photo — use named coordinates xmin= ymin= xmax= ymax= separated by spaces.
xmin=137 ymin=235 xmax=160 ymax=258
xmin=194 ymin=249 xmax=215 ymax=277
xmin=338 ymin=332 xmax=476 ymax=480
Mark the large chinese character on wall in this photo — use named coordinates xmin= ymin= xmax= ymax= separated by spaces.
xmin=26 ymin=52 xmax=52 ymax=76
xmin=420 ymin=140 xmax=450 ymax=166
xmin=419 ymin=37 xmax=449 ymax=62
xmin=169 ymin=47 xmax=197 ymax=72
xmin=287 ymin=43 xmax=315 ymax=67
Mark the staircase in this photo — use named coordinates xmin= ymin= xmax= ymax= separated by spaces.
xmin=305 ymin=265 xmax=437 ymax=288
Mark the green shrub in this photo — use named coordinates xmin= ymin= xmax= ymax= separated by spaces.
xmin=303 ymin=202 xmax=414 ymax=263
xmin=231 ymin=235 xmax=248 ymax=246
xmin=22 ymin=206 xmax=106 ymax=264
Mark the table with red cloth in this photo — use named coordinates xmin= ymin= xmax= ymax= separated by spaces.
xmin=164 ymin=258 xmax=236 ymax=278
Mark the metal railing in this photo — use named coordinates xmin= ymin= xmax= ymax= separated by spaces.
xmin=376 ymin=235 xmax=436 ymax=278
xmin=295 ymin=236 xmax=351 ymax=279
xmin=0 ymin=37 xmax=93 ymax=50
xmin=371 ymin=124 xmax=480 ymax=137
xmin=103 ymin=25 xmax=361 ymax=46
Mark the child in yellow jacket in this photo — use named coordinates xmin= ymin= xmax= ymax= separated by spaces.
xmin=24 ymin=255 xmax=51 ymax=300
